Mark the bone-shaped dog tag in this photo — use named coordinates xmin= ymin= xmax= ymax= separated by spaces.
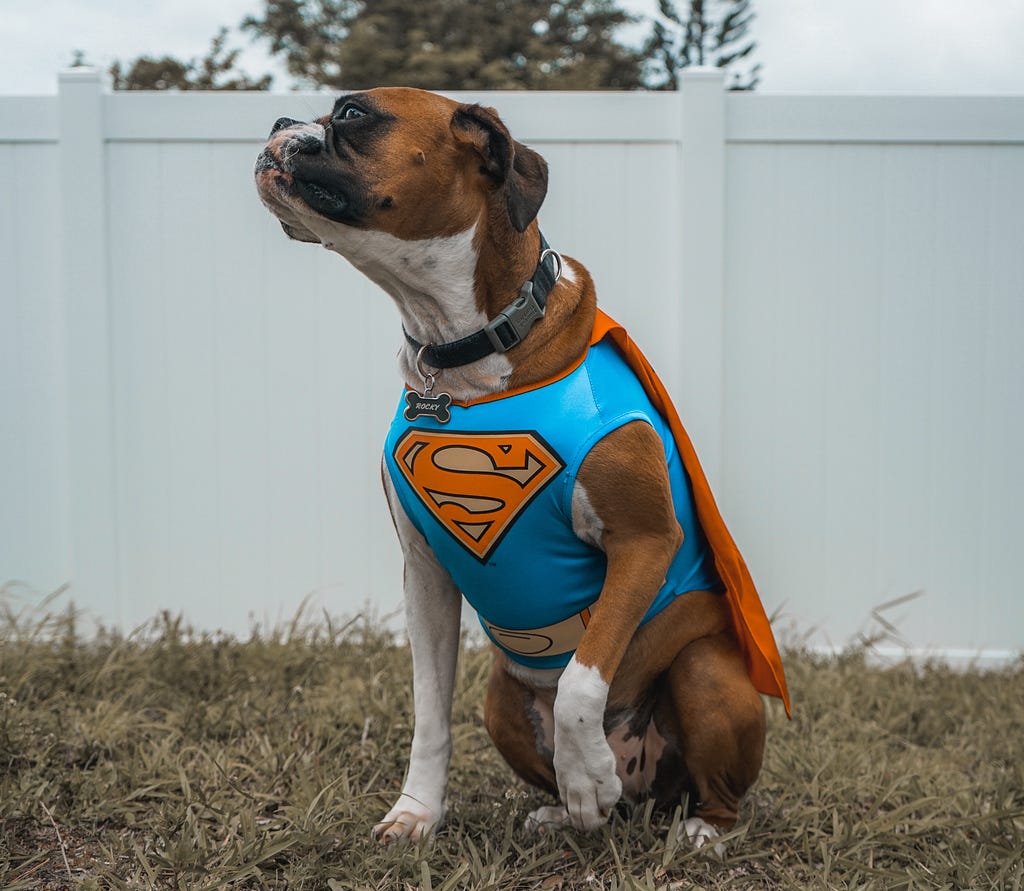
xmin=403 ymin=390 xmax=452 ymax=424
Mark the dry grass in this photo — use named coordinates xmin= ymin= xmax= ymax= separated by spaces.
xmin=1 ymin=592 xmax=1022 ymax=890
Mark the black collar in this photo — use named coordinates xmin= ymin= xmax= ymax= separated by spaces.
xmin=403 ymin=233 xmax=562 ymax=371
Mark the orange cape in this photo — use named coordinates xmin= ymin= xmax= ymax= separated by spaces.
xmin=592 ymin=309 xmax=792 ymax=716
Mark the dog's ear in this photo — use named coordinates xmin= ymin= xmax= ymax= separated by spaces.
xmin=452 ymin=104 xmax=548 ymax=233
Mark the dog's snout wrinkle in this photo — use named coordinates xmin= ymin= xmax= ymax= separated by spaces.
xmin=270 ymin=116 xmax=300 ymax=137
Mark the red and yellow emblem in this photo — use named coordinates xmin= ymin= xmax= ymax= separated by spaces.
xmin=393 ymin=429 xmax=564 ymax=561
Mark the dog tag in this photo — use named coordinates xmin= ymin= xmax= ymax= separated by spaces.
xmin=404 ymin=389 xmax=452 ymax=424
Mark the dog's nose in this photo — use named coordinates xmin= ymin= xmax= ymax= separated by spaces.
xmin=270 ymin=116 xmax=301 ymax=136
xmin=269 ymin=117 xmax=323 ymax=155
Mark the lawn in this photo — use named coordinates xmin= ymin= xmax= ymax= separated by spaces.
xmin=1 ymin=592 xmax=1022 ymax=889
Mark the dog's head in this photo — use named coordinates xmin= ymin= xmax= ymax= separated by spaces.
xmin=254 ymin=87 xmax=548 ymax=248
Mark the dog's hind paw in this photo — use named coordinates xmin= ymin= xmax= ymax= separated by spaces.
xmin=679 ymin=817 xmax=726 ymax=858
xmin=523 ymin=804 xmax=572 ymax=834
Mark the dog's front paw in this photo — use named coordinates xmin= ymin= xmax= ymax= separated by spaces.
xmin=372 ymin=796 xmax=443 ymax=844
xmin=552 ymin=659 xmax=622 ymax=831
xmin=552 ymin=735 xmax=622 ymax=831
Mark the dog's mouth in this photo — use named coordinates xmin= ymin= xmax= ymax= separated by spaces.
xmin=255 ymin=138 xmax=372 ymax=236
xmin=259 ymin=160 xmax=363 ymax=228
xmin=292 ymin=176 xmax=352 ymax=222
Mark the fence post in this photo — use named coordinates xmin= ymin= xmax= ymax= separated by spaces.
xmin=58 ymin=68 xmax=120 ymax=625
xmin=677 ymin=69 xmax=727 ymax=485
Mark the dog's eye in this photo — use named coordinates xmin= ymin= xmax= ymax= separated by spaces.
xmin=337 ymin=103 xmax=367 ymax=122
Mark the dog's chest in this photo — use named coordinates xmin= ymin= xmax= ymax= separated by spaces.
xmin=385 ymin=344 xmax=634 ymax=654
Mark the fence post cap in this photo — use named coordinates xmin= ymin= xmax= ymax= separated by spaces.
xmin=58 ymin=67 xmax=103 ymax=85
xmin=679 ymin=67 xmax=727 ymax=83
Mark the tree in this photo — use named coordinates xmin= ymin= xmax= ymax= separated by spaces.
xmin=642 ymin=0 xmax=760 ymax=91
xmin=240 ymin=0 xmax=646 ymax=90
xmin=110 ymin=29 xmax=272 ymax=90
xmin=105 ymin=0 xmax=761 ymax=93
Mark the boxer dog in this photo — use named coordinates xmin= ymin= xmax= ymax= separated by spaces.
xmin=254 ymin=87 xmax=790 ymax=851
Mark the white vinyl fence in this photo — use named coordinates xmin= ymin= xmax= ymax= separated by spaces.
xmin=2 ymin=70 xmax=1022 ymax=660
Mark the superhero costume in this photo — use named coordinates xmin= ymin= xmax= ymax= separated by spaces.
xmin=384 ymin=309 xmax=791 ymax=714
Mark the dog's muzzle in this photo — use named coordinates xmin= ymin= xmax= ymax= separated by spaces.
xmin=256 ymin=119 xmax=364 ymax=226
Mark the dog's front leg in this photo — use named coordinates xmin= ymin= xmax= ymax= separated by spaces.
xmin=373 ymin=463 xmax=462 ymax=843
xmin=552 ymin=421 xmax=684 ymax=831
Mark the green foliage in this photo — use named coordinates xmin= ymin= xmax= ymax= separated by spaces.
xmin=109 ymin=28 xmax=273 ymax=91
xmin=6 ymin=595 xmax=1019 ymax=888
xmin=241 ymin=0 xmax=646 ymax=90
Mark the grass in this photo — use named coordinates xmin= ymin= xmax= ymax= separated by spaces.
xmin=1 ymin=592 xmax=1022 ymax=890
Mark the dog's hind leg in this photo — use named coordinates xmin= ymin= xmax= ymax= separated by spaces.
xmin=484 ymin=651 xmax=570 ymax=830
xmin=662 ymin=631 xmax=765 ymax=841
xmin=485 ymin=652 xmax=559 ymax=794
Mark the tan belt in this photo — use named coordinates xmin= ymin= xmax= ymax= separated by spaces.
xmin=483 ymin=608 xmax=592 ymax=659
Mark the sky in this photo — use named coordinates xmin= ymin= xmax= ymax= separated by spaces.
xmin=2 ymin=0 xmax=1024 ymax=95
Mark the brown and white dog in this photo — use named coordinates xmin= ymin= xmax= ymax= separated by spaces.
xmin=254 ymin=87 xmax=785 ymax=851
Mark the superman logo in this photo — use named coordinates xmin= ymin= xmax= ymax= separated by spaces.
xmin=393 ymin=429 xmax=565 ymax=562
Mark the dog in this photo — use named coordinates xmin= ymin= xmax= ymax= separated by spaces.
xmin=254 ymin=87 xmax=790 ymax=851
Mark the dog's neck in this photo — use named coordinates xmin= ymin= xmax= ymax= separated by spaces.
xmin=325 ymin=220 xmax=595 ymax=402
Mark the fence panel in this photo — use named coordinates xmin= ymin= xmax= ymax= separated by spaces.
xmin=1 ymin=73 xmax=1021 ymax=659
xmin=0 ymin=137 xmax=70 ymax=600
xmin=722 ymin=99 xmax=1024 ymax=658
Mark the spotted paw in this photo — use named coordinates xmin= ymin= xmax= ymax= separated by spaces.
xmin=552 ymin=659 xmax=622 ymax=831
xmin=554 ymin=745 xmax=622 ymax=831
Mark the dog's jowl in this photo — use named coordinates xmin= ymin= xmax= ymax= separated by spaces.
xmin=255 ymin=87 xmax=790 ymax=850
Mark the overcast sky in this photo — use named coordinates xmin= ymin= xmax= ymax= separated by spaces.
xmin=2 ymin=0 xmax=1024 ymax=95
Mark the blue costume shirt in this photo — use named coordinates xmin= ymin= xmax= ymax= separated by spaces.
xmin=384 ymin=337 xmax=721 ymax=669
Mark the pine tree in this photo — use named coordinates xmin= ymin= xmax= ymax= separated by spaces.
xmin=643 ymin=0 xmax=760 ymax=90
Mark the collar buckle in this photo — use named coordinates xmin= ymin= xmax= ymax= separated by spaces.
xmin=483 ymin=281 xmax=546 ymax=353
xmin=402 ymin=236 xmax=563 ymax=368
